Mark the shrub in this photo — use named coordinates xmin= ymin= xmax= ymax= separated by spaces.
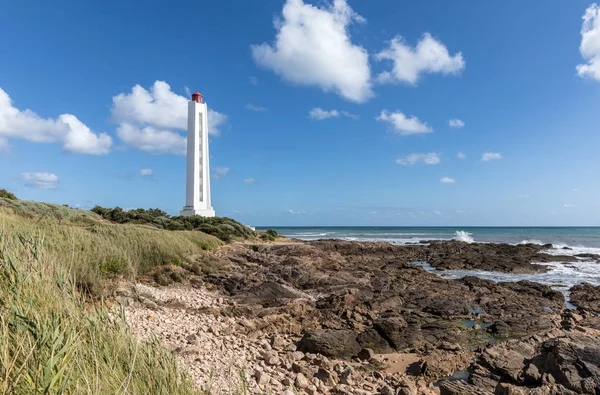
xmin=0 ymin=188 xmax=17 ymax=200
xmin=91 ymin=205 xmax=255 ymax=242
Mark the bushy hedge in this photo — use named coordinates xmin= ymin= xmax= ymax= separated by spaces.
xmin=91 ymin=206 xmax=255 ymax=242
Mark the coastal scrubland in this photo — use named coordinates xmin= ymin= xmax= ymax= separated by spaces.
xmin=0 ymin=197 xmax=255 ymax=394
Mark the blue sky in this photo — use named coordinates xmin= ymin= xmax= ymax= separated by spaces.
xmin=1 ymin=0 xmax=600 ymax=226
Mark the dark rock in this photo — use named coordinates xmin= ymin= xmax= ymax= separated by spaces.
xmin=569 ymin=283 xmax=600 ymax=313
xmin=439 ymin=380 xmax=491 ymax=394
xmin=356 ymin=328 xmax=394 ymax=353
xmin=297 ymin=329 xmax=361 ymax=359
xmin=356 ymin=348 xmax=375 ymax=361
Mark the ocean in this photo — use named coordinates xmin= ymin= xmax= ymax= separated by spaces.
xmin=257 ymin=227 xmax=600 ymax=295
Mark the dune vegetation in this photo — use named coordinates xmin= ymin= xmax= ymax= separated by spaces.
xmin=0 ymin=196 xmax=256 ymax=394
xmin=0 ymin=198 xmax=226 ymax=295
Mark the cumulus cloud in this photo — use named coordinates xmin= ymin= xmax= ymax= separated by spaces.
xmin=440 ymin=177 xmax=455 ymax=184
xmin=251 ymin=0 xmax=372 ymax=102
xmin=0 ymin=87 xmax=112 ymax=155
xmin=377 ymin=110 xmax=432 ymax=135
xmin=117 ymin=124 xmax=186 ymax=155
xmin=213 ymin=167 xmax=229 ymax=180
xmin=111 ymin=81 xmax=227 ymax=154
xmin=244 ymin=178 xmax=256 ymax=184
xmin=140 ymin=168 xmax=152 ymax=176
xmin=481 ymin=152 xmax=502 ymax=161
xmin=20 ymin=172 xmax=59 ymax=189
xmin=457 ymin=152 xmax=466 ymax=159
xmin=288 ymin=209 xmax=306 ymax=215
xmin=309 ymin=107 xmax=339 ymax=120
xmin=564 ymin=203 xmax=576 ymax=208
xmin=576 ymin=4 xmax=600 ymax=81
xmin=246 ymin=103 xmax=267 ymax=112
xmin=396 ymin=152 xmax=440 ymax=165
xmin=448 ymin=119 xmax=465 ymax=128
xmin=375 ymin=33 xmax=465 ymax=85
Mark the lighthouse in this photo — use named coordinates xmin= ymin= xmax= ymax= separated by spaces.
xmin=180 ymin=92 xmax=216 ymax=217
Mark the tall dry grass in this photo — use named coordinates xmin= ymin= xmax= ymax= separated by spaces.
xmin=0 ymin=227 xmax=201 ymax=394
xmin=0 ymin=198 xmax=222 ymax=294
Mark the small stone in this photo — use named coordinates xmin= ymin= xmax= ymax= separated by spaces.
xmin=262 ymin=351 xmax=280 ymax=366
xmin=284 ymin=343 xmax=297 ymax=352
xmin=272 ymin=336 xmax=286 ymax=350
xmin=315 ymin=368 xmax=338 ymax=387
xmin=295 ymin=372 xmax=309 ymax=389
xmin=185 ymin=334 xmax=199 ymax=345
xmin=305 ymin=385 xmax=318 ymax=395
xmin=396 ymin=378 xmax=417 ymax=395
xmin=259 ymin=339 xmax=272 ymax=351
xmin=292 ymin=351 xmax=305 ymax=360
xmin=357 ymin=348 xmax=375 ymax=361
xmin=281 ymin=390 xmax=294 ymax=395
xmin=373 ymin=370 xmax=385 ymax=380
xmin=380 ymin=385 xmax=394 ymax=395
xmin=254 ymin=369 xmax=270 ymax=386
xmin=340 ymin=368 xmax=357 ymax=386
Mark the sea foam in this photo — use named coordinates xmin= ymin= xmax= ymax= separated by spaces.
xmin=454 ymin=230 xmax=474 ymax=243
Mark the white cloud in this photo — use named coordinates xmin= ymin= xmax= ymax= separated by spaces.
xmin=440 ymin=177 xmax=455 ymax=184
xmin=396 ymin=152 xmax=440 ymax=165
xmin=0 ymin=87 xmax=112 ymax=155
xmin=340 ymin=111 xmax=359 ymax=119
xmin=576 ymin=3 xmax=600 ymax=81
xmin=117 ymin=124 xmax=186 ymax=155
xmin=377 ymin=110 xmax=432 ymax=135
xmin=111 ymin=81 xmax=227 ymax=154
xmin=457 ymin=151 xmax=466 ymax=159
xmin=375 ymin=33 xmax=465 ymax=85
xmin=564 ymin=203 xmax=576 ymax=208
xmin=213 ymin=167 xmax=230 ymax=180
xmin=140 ymin=168 xmax=152 ymax=176
xmin=251 ymin=0 xmax=372 ymax=102
xmin=246 ymin=103 xmax=267 ymax=112
xmin=481 ymin=152 xmax=502 ymax=161
xmin=434 ymin=210 xmax=442 ymax=215
xmin=288 ymin=209 xmax=305 ymax=215
xmin=309 ymin=107 xmax=339 ymax=120
xmin=20 ymin=172 xmax=59 ymax=189
xmin=244 ymin=178 xmax=256 ymax=184
xmin=448 ymin=119 xmax=465 ymax=128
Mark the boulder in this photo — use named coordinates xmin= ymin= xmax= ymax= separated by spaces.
xmin=297 ymin=329 xmax=361 ymax=359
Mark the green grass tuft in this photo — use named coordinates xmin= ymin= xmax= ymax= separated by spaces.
xmin=0 ymin=228 xmax=201 ymax=394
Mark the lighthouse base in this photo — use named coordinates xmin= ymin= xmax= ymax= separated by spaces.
xmin=179 ymin=206 xmax=216 ymax=218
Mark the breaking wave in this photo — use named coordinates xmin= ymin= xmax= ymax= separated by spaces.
xmin=454 ymin=231 xmax=474 ymax=243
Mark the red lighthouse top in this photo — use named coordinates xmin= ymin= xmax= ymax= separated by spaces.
xmin=191 ymin=91 xmax=203 ymax=103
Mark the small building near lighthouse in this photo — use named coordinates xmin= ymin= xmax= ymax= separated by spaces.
xmin=180 ymin=91 xmax=216 ymax=217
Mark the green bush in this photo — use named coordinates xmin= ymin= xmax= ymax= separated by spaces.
xmin=91 ymin=205 xmax=255 ymax=242
xmin=0 ymin=188 xmax=17 ymax=200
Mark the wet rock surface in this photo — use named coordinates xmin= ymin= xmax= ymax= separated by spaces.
xmin=569 ymin=283 xmax=600 ymax=313
xmin=120 ymin=239 xmax=598 ymax=394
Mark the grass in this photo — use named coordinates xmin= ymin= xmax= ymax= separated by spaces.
xmin=0 ymin=226 xmax=201 ymax=394
xmin=0 ymin=198 xmax=223 ymax=295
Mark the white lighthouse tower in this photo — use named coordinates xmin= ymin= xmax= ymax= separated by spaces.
xmin=180 ymin=91 xmax=216 ymax=217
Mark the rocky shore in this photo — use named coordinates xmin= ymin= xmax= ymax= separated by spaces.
xmin=118 ymin=239 xmax=600 ymax=394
